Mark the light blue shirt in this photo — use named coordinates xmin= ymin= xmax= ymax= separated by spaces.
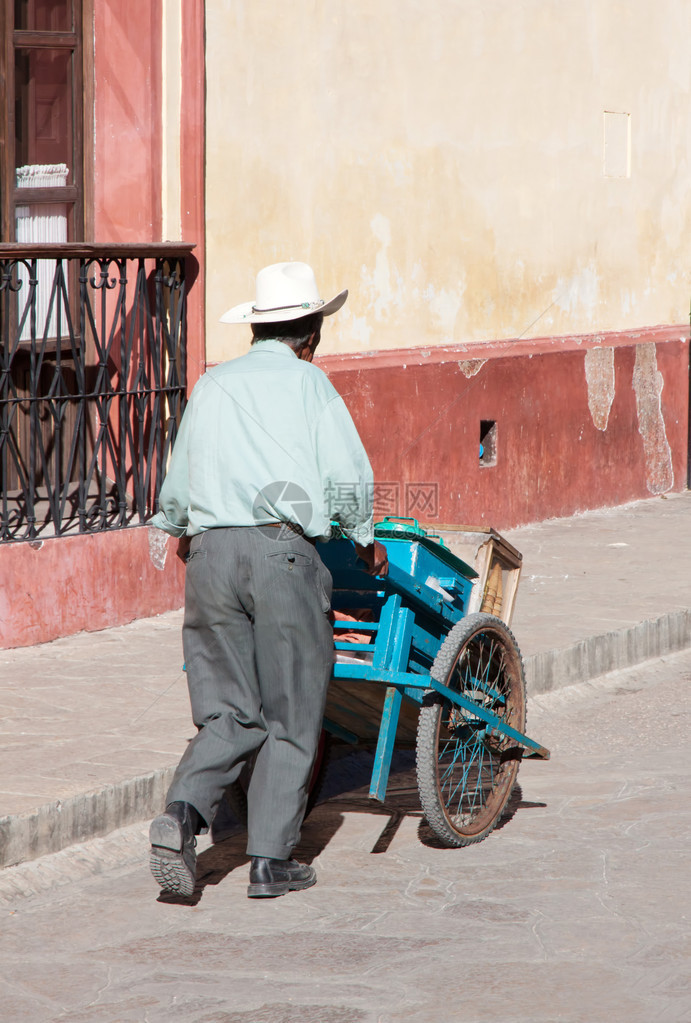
xmin=151 ymin=339 xmax=374 ymax=544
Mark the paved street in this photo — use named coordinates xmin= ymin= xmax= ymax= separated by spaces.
xmin=2 ymin=493 xmax=690 ymax=870
xmin=1 ymin=649 xmax=689 ymax=1023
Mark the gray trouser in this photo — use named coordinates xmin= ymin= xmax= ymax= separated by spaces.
xmin=166 ymin=526 xmax=334 ymax=860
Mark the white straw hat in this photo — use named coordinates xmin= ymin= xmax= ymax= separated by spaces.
xmin=220 ymin=261 xmax=348 ymax=324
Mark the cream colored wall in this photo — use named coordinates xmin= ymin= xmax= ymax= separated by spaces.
xmin=161 ymin=0 xmax=182 ymax=241
xmin=204 ymin=0 xmax=691 ymax=361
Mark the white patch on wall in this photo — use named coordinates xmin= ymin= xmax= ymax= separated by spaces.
xmin=341 ymin=308 xmax=373 ymax=346
xmin=364 ymin=213 xmax=405 ymax=320
xmin=458 ymin=359 xmax=487 ymax=378
xmin=385 ymin=155 xmax=411 ymax=188
xmin=362 ymin=240 xmax=466 ymax=338
xmin=554 ymin=265 xmax=599 ymax=322
xmin=632 ymin=344 xmax=674 ymax=494
xmin=148 ymin=527 xmax=169 ymax=571
xmin=424 ymin=281 xmax=466 ymax=337
xmin=584 ymin=346 xmax=615 ymax=431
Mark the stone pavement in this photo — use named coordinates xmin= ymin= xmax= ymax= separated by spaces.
xmin=0 ymin=649 xmax=689 ymax=1022
xmin=0 ymin=492 xmax=690 ymax=869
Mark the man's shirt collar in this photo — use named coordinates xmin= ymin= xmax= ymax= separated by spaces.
xmin=246 ymin=339 xmax=298 ymax=359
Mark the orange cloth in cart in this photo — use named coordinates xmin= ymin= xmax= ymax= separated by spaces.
xmin=330 ymin=609 xmax=373 ymax=645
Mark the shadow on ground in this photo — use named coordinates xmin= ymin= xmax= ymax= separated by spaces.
xmin=160 ymin=748 xmax=543 ymax=905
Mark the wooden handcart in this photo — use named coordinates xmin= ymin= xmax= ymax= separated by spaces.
xmin=317 ymin=517 xmax=550 ymax=848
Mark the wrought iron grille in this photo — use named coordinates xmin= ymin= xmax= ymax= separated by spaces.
xmin=0 ymin=243 xmax=194 ymax=542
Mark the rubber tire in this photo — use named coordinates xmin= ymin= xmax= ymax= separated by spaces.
xmin=416 ymin=613 xmax=526 ymax=848
xmin=222 ymin=730 xmax=332 ymax=828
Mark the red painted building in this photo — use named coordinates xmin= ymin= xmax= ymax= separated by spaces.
xmin=0 ymin=1 xmax=204 ymax=647
xmin=319 ymin=327 xmax=689 ymax=530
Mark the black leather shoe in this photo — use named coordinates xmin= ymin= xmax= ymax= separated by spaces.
xmin=247 ymin=856 xmax=317 ymax=898
xmin=149 ymin=801 xmax=201 ymax=897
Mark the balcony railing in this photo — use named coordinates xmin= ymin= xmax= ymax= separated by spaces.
xmin=0 ymin=243 xmax=194 ymax=542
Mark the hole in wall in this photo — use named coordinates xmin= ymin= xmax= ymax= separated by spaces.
xmin=479 ymin=420 xmax=497 ymax=466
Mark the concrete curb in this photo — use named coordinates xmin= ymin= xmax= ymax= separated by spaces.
xmin=524 ymin=608 xmax=691 ymax=694
xmin=0 ymin=766 xmax=176 ymax=870
xmin=2 ymin=608 xmax=690 ymax=870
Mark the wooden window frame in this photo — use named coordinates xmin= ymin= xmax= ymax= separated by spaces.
xmin=0 ymin=0 xmax=90 ymax=242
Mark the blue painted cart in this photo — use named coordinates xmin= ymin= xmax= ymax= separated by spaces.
xmin=316 ymin=518 xmax=550 ymax=848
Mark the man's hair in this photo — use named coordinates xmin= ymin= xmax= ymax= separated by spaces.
xmin=251 ymin=312 xmax=323 ymax=351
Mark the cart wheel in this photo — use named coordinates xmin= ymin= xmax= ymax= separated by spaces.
xmin=222 ymin=731 xmax=332 ymax=828
xmin=416 ymin=613 xmax=526 ymax=847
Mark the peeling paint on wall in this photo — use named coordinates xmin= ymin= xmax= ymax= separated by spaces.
xmin=584 ymin=346 xmax=615 ymax=430
xmin=362 ymin=216 xmax=467 ymax=338
xmin=363 ymin=213 xmax=405 ymax=321
xmin=632 ymin=344 xmax=674 ymax=494
xmin=554 ymin=265 xmax=599 ymax=322
xmin=148 ymin=527 xmax=169 ymax=571
xmin=458 ymin=359 xmax=487 ymax=378
xmin=425 ymin=282 xmax=466 ymax=337
xmin=341 ymin=309 xmax=373 ymax=346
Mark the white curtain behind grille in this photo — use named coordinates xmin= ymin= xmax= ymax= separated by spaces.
xmin=16 ymin=164 xmax=69 ymax=341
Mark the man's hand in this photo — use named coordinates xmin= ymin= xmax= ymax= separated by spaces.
xmin=176 ymin=535 xmax=192 ymax=563
xmin=353 ymin=539 xmax=389 ymax=577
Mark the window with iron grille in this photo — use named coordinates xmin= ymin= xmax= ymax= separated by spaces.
xmin=0 ymin=5 xmax=190 ymax=543
xmin=0 ymin=244 xmax=191 ymax=542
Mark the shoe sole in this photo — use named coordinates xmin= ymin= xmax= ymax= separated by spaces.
xmin=247 ymin=868 xmax=317 ymax=899
xmin=149 ymin=816 xmax=196 ymax=897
